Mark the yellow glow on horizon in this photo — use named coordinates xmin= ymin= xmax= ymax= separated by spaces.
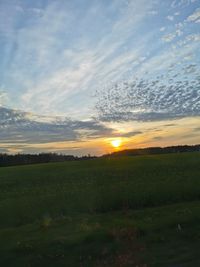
xmin=2 ymin=116 xmax=200 ymax=155
xmin=111 ymin=139 xmax=122 ymax=148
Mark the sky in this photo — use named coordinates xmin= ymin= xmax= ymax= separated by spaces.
xmin=0 ymin=0 xmax=200 ymax=155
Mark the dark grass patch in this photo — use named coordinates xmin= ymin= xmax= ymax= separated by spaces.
xmin=0 ymin=152 xmax=200 ymax=266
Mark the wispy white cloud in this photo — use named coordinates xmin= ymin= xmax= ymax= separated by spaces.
xmin=0 ymin=90 xmax=8 ymax=106
xmin=187 ymin=7 xmax=200 ymax=22
xmin=160 ymin=27 xmax=166 ymax=32
xmin=0 ymin=0 xmax=199 ymax=154
xmin=0 ymin=0 xmax=156 ymax=118
xmin=162 ymin=33 xmax=177 ymax=42
xmin=167 ymin=15 xmax=174 ymax=21
xmin=162 ymin=28 xmax=183 ymax=42
xmin=171 ymin=0 xmax=198 ymax=9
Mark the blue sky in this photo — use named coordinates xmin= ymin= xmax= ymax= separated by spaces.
xmin=0 ymin=0 xmax=200 ymax=154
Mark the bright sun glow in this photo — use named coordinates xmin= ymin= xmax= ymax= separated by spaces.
xmin=111 ymin=139 xmax=122 ymax=148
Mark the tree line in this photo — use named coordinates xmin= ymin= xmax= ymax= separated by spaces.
xmin=0 ymin=153 xmax=96 ymax=167
xmin=103 ymin=144 xmax=200 ymax=157
xmin=0 ymin=144 xmax=199 ymax=167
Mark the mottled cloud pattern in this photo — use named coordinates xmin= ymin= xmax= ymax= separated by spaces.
xmin=96 ymin=63 xmax=200 ymax=122
xmin=94 ymin=0 xmax=200 ymax=123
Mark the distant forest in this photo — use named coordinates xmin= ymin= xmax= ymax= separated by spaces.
xmin=0 ymin=153 xmax=96 ymax=167
xmin=103 ymin=144 xmax=200 ymax=157
xmin=0 ymin=144 xmax=200 ymax=167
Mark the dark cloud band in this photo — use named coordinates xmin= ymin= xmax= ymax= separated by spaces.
xmin=0 ymin=107 xmax=113 ymax=143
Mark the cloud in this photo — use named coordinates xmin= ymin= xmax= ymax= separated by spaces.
xmin=95 ymin=63 xmax=200 ymax=122
xmin=148 ymin=10 xmax=158 ymax=16
xmin=167 ymin=15 xmax=174 ymax=21
xmin=0 ymin=0 xmax=157 ymax=117
xmin=194 ymin=127 xmax=200 ymax=132
xmin=161 ymin=28 xmax=183 ymax=42
xmin=163 ymin=123 xmax=177 ymax=127
xmin=160 ymin=27 xmax=166 ymax=32
xmin=93 ymin=8 xmax=200 ymax=123
xmin=0 ymin=91 xmax=8 ymax=105
xmin=162 ymin=33 xmax=177 ymax=42
xmin=186 ymin=33 xmax=200 ymax=41
xmin=0 ymin=0 xmax=199 ymax=127
xmin=187 ymin=8 xmax=200 ymax=23
xmin=120 ymin=130 xmax=142 ymax=138
xmin=0 ymin=106 xmax=114 ymax=143
xmin=171 ymin=0 xmax=197 ymax=9
xmin=152 ymin=136 xmax=163 ymax=141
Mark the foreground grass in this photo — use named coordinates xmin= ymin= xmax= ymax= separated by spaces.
xmin=0 ymin=152 xmax=200 ymax=266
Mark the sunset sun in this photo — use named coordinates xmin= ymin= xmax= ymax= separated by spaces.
xmin=111 ymin=139 xmax=122 ymax=148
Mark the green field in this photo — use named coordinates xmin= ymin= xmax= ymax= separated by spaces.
xmin=0 ymin=152 xmax=200 ymax=267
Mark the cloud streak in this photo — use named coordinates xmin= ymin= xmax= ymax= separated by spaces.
xmin=0 ymin=107 xmax=113 ymax=144
xmin=0 ymin=0 xmax=157 ymax=117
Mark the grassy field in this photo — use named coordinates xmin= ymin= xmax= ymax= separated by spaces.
xmin=0 ymin=152 xmax=200 ymax=267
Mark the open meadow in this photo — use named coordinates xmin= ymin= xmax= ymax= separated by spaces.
xmin=0 ymin=152 xmax=200 ymax=267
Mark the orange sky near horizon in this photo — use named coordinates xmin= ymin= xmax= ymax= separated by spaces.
xmin=1 ymin=116 xmax=199 ymax=156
